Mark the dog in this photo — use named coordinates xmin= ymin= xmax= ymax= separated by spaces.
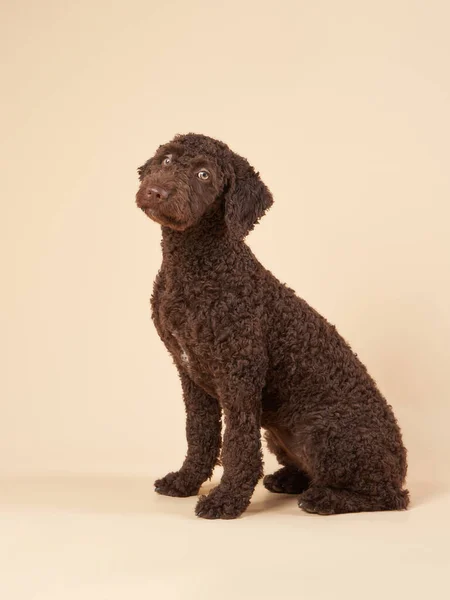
xmin=136 ymin=133 xmax=409 ymax=519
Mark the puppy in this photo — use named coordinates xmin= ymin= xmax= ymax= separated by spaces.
xmin=136 ymin=133 xmax=409 ymax=519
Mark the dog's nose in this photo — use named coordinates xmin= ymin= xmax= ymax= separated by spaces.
xmin=147 ymin=185 xmax=169 ymax=201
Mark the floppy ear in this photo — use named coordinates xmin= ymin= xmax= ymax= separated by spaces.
xmin=137 ymin=158 xmax=153 ymax=181
xmin=224 ymin=155 xmax=273 ymax=239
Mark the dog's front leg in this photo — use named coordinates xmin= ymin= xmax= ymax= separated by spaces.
xmin=154 ymin=371 xmax=222 ymax=497
xmin=195 ymin=367 xmax=265 ymax=519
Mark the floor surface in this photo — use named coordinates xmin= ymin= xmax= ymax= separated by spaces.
xmin=1 ymin=475 xmax=449 ymax=599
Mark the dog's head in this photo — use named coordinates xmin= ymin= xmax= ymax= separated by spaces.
xmin=136 ymin=133 xmax=273 ymax=238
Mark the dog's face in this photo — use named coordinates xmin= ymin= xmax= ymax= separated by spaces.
xmin=136 ymin=133 xmax=273 ymax=238
xmin=136 ymin=136 xmax=225 ymax=231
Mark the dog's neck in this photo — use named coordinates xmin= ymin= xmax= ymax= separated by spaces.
xmin=161 ymin=206 xmax=238 ymax=275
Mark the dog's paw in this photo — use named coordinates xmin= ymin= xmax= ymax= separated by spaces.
xmin=298 ymin=487 xmax=336 ymax=515
xmin=195 ymin=486 xmax=249 ymax=520
xmin=263 ymin=467 xmax=310 ymax=495
xmin=154 ymin=471 xmax=200 ymax=498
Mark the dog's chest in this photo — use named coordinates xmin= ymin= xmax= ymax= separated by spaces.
xmin=154 ymin=284 xmax=217 ymax=385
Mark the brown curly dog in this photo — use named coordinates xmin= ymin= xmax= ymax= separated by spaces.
xmin=136 ymin=133 xmax=409 ymax=519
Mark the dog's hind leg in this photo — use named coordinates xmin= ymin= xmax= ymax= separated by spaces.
xmin=263 ymin=429 xmax=311 ymax=494
xmin=264 ymin=466 xmax=310 ymax=494
xmin=296 ymin=403 xmax=410 ymax=515
xmin=298 ymin=486 xmax=410 ymax=515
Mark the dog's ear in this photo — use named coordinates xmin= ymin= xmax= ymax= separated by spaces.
xmin=224 ymin=155 xmax=273 ymax=239
xmin=137 ymin=158 xmax=153 ymax=181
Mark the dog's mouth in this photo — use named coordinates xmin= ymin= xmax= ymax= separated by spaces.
xmin=142 ymin=205 xmax=187 ymax=231
xmin=143 ymin=206 xmax=156 ymax=218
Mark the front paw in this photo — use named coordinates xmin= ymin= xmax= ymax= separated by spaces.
xmin=154 ymin=471 xmax=200 ymax=497
xmin=195 ymin=486 xmax=249 ymax=519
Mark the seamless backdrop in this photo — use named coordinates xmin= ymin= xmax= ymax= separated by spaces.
xmin=2 ymin=2 xmax=450 ymax=599
xmin=1 ymin=0 xmax=449 ymax=492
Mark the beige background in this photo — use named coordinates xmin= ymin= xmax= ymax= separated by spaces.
xmin=1 ymin=1 xmax=450 ymax=598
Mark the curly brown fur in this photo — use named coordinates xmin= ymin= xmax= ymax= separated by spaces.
xmin=263 ymin=466 xmax=311 ymax=495
xmin=136 ymin=133 xmax=409 ymax=519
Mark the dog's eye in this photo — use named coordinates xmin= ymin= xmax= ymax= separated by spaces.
xmin=197 ymin=170 xmax=210 ymax=181
xmin=163 ymin=155 xmax=173 ymax=166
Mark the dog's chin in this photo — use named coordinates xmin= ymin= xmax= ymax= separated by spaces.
xmin=143 ymin=207 xmax=188 ymax=231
